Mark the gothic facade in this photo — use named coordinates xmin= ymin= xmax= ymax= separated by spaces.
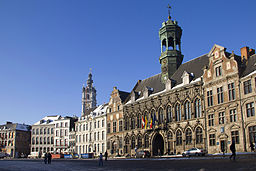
xmin=121 ymin=11 xmax=256 ymax=157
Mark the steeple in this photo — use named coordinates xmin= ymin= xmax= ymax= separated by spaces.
xmin=81 ymin=70 xmax=97 ymax=116
xmin=159 ymin=4 xmax=183 ymax=83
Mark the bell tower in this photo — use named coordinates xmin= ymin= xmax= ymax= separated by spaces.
xmin=81 ymin=70 xmax=97 ymax=116
xmin=159 ymin=5 xmax=183 ymax=83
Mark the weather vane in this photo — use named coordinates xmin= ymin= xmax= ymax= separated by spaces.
xmin=167 ymin=4 xmax=171 ymax=20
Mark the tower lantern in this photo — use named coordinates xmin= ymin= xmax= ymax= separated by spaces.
xmin=159 ymin=5 xmax=183 ymax=83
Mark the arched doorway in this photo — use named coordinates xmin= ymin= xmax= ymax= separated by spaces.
xmin=152 ymin=133 xmax=164 ymax=156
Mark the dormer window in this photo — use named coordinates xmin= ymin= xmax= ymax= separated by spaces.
xmin=143 ymin=87 xmax=153 ymax=98
xmin=215 ymin=66 xmax=222 ymax=77
xmin=182 ymin=71 xmax=193 ymax=85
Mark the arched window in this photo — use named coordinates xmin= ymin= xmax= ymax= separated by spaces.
xmin=195 ymin=98 xmax=202 ymax=118
xmin=175 ymin=104 xmax=181 ymax=121
xmin=44 ymin=137 xmax=46 ymax=144
xmin=158 ymin=108 xmax=164 ymax=124
xmin=40 ymin=128 xmax=42 ymax=134
xmin=40 ymin=137 xmax=42 ymax=144
xmin=47 ymin=128 xmax=50 ymax=134
xmin=51 ymin=128 xmax=54 ymax=134
xmin=47 ymin=137 xmax=50 ymax=144
xmin=32 ymin=129 xmax=35 ymax=135
xmin=144 ymin=134 xmax=149 ymax=148
xmin=125 ymin=137 xmax=129 ymax=153
xmin=168 ymin=131 xmax=173 ymax=140
xmin=196 ymin=127 xmax=203 ymax=144
xmin=44 ymin=128 xmax=46 ymax=134
xmin=51 ymin=137 xmax=54 ymax=144
xmin=131 ymin=117 xmax=135 ymax=130
xmin=166 ymin=106 xmax=172 ymax=123
xmin=184 ymin=101 xmax=191 ymax=120
xmin=32 ymin=137 xmax=35 ymax=145
xmin=137 ymin=115 xmax=142 ymax=128
xmin=36 ymin=137 xmax=38 ymax=144
xmin=36 ymin=128 xmax=39 ymax=135
xmin=150 ymin=110 xmax=155 ymax=128
xmin=137 ymin=135 xmax=142 ymax=149
xmin=185 ymin=128 xmax=192 ymax=145
xmin=176 ymin=130 xmax=182 ymax=146
xmin=131 ymin=136 xmax=136 ymax=149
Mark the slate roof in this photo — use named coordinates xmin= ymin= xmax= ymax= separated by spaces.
xmin=83 ymin=107 xmax=97 ymax=116
xmin=241 ymin=54 xmax=256 ymax=77
xmin=0 ymin=123 xmax=31 ymax=131
xmin=118 ymin=90 xmax=130 ymax=103
xmin=171 ymin=54 xmax=209 ymax=84
xmin=125 ymin=54 xmax=209 ymax=103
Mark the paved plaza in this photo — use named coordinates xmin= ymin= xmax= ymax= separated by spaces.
xmin=1 ymin=155 xmax=256 ymax=171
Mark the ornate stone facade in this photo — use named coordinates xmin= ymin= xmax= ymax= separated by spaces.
xmin=106 ymin=87 xmax=129 ymax=156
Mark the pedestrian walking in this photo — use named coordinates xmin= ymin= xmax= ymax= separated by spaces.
xmin=250 ymin=142 xmax=254 ymax=152
xmin=229 ymin=142 xmax=236 ymax=161
xmin=44 ymin=153 xmax=48 ymax=164
xmin=47 ymin=153 xmax=52 ymax=164
xmin=104 ymin=151 xmax=108 ymax=161
xmin=99 ymin=153 xmax=103 ymax=166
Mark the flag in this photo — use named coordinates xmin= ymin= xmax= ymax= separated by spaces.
xmin=150 ymin=117 xmax=153 ymax=128
xmin=141 ymin=116 xmax=145 ymax=128
xmin=145 ymin=115 xmax=148 ymax=129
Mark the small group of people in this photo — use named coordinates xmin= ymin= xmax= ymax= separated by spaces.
xmin=44 ymin=152 xmax=52 ymax=164
xmin=249 ymin=142 xmax=256 ymax=152
xmin=98 ymin=151 xmax=108 ymax=166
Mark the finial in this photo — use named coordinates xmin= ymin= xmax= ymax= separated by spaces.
xmin=167 ymin=4 xmax=171 ymax=20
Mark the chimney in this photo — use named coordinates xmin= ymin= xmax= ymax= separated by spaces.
xmin=240 ymin=46 xmax=249 ymax=61
xmin=241 ymin=46 xmax=255 ymax=62
xmin=6 ymin=121 xmax=12 ymax=124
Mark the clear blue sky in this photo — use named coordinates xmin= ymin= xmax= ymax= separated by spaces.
xmin=0 ymin=0 xmax=255 ymax=125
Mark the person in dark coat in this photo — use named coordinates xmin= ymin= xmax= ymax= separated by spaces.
xmin=229 ymin=142 xmax=236 ymax=161
xmin=99 ymin=153 xmax=103 ymax=166
xmin=250 ymin=142 xmax=254 ymax=152
xmin=47 ymin=153 xmax=52 ymax=164
xmin=104 ymin=151 xmax=108 ymax=161
xmin=44 ymin=153 xmax=48 ymax=164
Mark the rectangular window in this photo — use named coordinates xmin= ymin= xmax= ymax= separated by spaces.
xmin=246 ymin=102 xmax=255 ymax=117
xmin=119 ymin=120 xmax=123 ymax=132
xmin=102 ymin=131 xmax=104 ymax=140
xmin=249 ymin=126 xmax=256 ymax=144
xmin=98 ymin=121 xmax=100 ymax=128
xmin=86 ymin=124 xmax=88 ymax=130
xmin=244 ymin=80 xmax=252 ymax=94
xmin=209 ymin=134 xmax=216 ymax=146
xmin=107 ymin=123 xmax=111 ymax=133
xmin=207 ymin=90 xmax=213 ymax=107
xmin=113 ymin=121 xmax=116 ymax=133
xmin=230 ymin=109 xmax=237 ymax=122
xmin=215 ymin=66 xmax=222 ymax=77
xmin=102 ymin=120 xmax=104 ymax=127
xmin=208 ymin=114 xmax=214 ymax=126
xmin=94 ymin=122 xmax=96 ymax=129
xmin=228 ymin=83 xmax=236 ymax=101
xmin=231 ymin=131 xmax=239 ymax=144
xmin=217 ymin=87 xmax=224 ymax=104
xmin=218 ymin=112 xmax=225 ymax=124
